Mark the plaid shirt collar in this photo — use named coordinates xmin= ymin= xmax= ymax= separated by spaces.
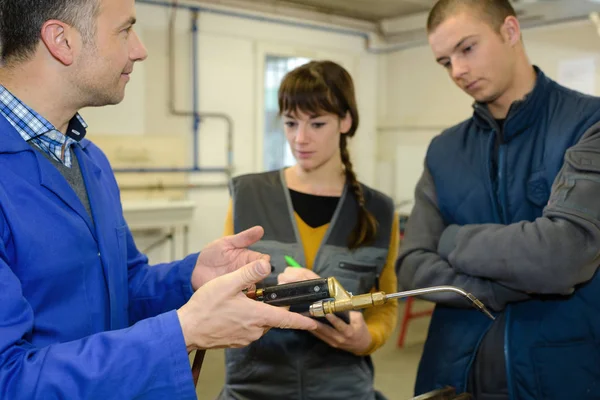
xmin=0 ymin=85 xmax=87 ymax=168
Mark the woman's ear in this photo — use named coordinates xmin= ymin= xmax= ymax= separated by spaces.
xmin=340 ymin=111 xmax=352 ymax=135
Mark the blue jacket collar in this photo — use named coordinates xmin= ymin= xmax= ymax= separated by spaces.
xmin=472 ymin=66 xmax=550 ymax=141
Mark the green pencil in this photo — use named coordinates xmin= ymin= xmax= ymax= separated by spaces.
xmin=284 ymin=255 xmax=303 ymax=268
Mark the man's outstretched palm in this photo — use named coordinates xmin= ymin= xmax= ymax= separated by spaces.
xmin=191 ymin=226 xmax=269 ymax=291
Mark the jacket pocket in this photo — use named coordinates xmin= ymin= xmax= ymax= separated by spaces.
xmin=565 ymin=148 xmax=600 ymax=174
xmin=115 ymin=225 xmax=129 ymax=315
xmin=532 ymin=341 xmax=600 ymax=400
xmin=549 ymin=148 xmax=600 ymax=220
xmin=115 ymin=225 xmax=128 ymax=266
xmin=335 ymin=259 xmax=380 ymax=295
xmin=527 ymin=169 xmax=550 ymax=207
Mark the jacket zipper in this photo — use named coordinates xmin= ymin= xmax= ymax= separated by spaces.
xmin=473 ymin=104 xmax=515 ymax=399
xmin=497 ymin=140 xmax=508 ymax=224
xmin=505 ymin=307 xmax=514 ymax=399
xmin=474 ymin=105 xmax=505 ymax=224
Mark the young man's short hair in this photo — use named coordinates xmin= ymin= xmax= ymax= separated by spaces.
xmin=427 ymin=0 xmax=517 ymax=33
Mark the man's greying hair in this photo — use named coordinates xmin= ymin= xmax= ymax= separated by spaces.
xmin=0 ymin=0 xmax=99 ymax=64
xmin=427 ymin=0 xmax=517 ymax=33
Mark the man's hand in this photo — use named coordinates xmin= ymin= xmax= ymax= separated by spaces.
xmin=311 ymin=312 xmax=372 ymax=355
xmin=178 ymin=259 xmax=318 ymax=351
xmin=192 ymin=226 xmax=268 ymax=290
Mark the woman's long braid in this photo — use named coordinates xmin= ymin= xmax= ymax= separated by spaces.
xmin=340 ymin=135 xmax=378 ymax=249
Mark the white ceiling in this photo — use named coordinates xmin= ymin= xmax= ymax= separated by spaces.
xmin=191 ymin=0 xmax=600 ymax=23
xmin=187 ymin=0 xmax=600 ymax=47
xmin=249 ymin=0 xmax=438 ymax=22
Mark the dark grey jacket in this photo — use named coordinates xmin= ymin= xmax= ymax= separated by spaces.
xmin=219 ymin=170 xmax=394 ymax=400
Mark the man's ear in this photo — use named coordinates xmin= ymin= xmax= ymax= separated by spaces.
xmin=340 ymin=111 xmax=353 ymax=135
xmin=500 ymin=15 xmax=521 ymax=47
xmin=40 ymin=20 xmax=79 ymax=66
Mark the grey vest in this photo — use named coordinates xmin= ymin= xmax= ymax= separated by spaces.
xmin=219 ymin=170 xmax=394 ymax=400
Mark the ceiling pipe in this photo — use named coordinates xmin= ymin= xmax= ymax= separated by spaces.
xmin=115 ymin=0 xmax=234 ymax=176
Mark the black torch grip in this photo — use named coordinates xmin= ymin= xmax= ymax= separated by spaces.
xmin=261 ymin=278 xmax=330 ymax=306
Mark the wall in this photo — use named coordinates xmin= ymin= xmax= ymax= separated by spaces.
xmin=378 ymin=20 xmax=600 ymax=213
xmin=80 ymin=2 xmax=380 ymax=255
xmin=77 ymin=3 xmax=600 ymax=254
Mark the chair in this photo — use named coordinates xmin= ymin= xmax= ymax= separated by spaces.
xmin=397 ymin=296 xmax=434 ymax=348
xmin=396 ymin=214 xmax=434 ymax=348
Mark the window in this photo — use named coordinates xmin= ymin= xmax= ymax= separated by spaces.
xmin=263 ymin=55 xmax=311 ymax=171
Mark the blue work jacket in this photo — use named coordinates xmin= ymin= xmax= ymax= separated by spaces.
xmin=418 ymin=69 xmax=600 ymax=399
xmin=0 ymin=116 xmax=198 ymax=399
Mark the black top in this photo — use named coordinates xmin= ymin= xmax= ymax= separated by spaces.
xmin=289 ymin=189 xmax=340 ymax=228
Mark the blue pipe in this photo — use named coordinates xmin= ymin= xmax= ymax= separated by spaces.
xmin=115 ymin=3 xmax=231 ymax=174
xmin=133 ymin=1 xmax=429 ymax=55
xmin=134 ymin=0 xmax=442 ymax=53
xmin=137 ymin=0 xmax=200 ymax=11
xmin=118 ymin=0 xmax=412 ymax=176
xmin=136 ymin=0 xmax=592 ymax=57
xmin=115 ymin=167 xmax=227 ymax=173
xmin=118 ymin=1 xmax=425 ymax=175
xmin=191 ymin=11 xmax=200 ymax=170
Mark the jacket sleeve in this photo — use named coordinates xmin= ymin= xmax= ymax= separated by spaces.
xmin=0 ymin=218 xmax=196 ymax=399
xmin=85 ymin=140 xmax=197 ymax=324
xmin=126 ymin=226 xmax=198 ymax=324
xmin=396 ymin=165 xmax=530 ymax=311
xmin=438 ymin=121 xmax=600 ymax=294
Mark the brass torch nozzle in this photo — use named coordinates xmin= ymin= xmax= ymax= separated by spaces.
xmin=310 ymin=277 xmax=388 ymax=317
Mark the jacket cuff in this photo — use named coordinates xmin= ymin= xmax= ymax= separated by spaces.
xmin=158 ymin=310 xmax=197 ymax=399
xmin=438 ymin=224 xmax=460 ymax=260
xmin=180 ymin=253 xmax=199 ymax=300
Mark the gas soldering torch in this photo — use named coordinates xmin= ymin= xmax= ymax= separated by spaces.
xmin=192 ymin=277 xmax=495 ymax=389
xmin=245 ymin=276 xmax=495 ymax=321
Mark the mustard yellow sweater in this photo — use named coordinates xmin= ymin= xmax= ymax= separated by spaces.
xmin=224 ymin=201 xmax=399 ymax=355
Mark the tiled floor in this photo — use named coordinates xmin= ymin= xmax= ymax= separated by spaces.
xmin=194 ymin=300 xmax=434 ymax=400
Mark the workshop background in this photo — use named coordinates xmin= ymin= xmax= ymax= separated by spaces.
xmin=84 ymin=0 xmax=600 ymax=398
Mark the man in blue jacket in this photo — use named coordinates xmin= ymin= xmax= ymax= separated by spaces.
xmin=397 ymin=0 xmax=600 ymax=399
xmin=0 ymin=0 xmax=317 ymax=399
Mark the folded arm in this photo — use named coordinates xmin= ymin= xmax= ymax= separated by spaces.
xmin=125 ymin=223 xmax=198 ymax=324
xmin=439 ymin=122 xmax=600 ymax=294
xmin=396 ymin=166 xmax=529 ymax=312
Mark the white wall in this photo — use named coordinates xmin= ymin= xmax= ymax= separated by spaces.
xmin=378 ymin=20 xmax=600 ymax=213
xmin=78 ymin=3 xmax=600 ymax=255
xmin=79 ymin=3 xmax=380 ymax=255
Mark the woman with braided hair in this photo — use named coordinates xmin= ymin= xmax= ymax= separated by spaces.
xmin=219 ymin=60 xmax=399 ymax=400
